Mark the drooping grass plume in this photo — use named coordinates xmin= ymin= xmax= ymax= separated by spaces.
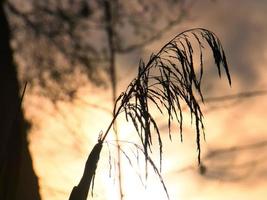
xmin=103 ymin=28 xmax=231 ymax=165
xmin=69 ymin=28 xmax=231 ymax=200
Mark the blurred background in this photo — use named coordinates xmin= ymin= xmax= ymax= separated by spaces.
xmin=2 ymin=0 xmax=267 ymax=199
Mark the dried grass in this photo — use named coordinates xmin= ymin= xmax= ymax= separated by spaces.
xmin=70 ymin=28 xmax=231 ymax=200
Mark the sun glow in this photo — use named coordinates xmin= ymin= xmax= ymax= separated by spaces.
xmin=96 ymin=118 xmax=183 ymax=200
xmin=22 ymin=0 xmax=267 ymax=199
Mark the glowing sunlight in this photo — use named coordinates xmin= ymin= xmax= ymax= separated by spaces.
xmin=5 ymin=0 xmax=267 ymax=200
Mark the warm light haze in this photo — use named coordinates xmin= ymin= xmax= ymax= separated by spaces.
xmin=4 ymin=0 xmax=267 ymax=200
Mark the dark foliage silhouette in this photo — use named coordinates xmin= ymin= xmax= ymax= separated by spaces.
xmin=6 ymin=0 xmax=194 ymax=101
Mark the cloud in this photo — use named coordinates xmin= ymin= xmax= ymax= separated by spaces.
xmin=189 ymin=0 xmax=267 ymax=88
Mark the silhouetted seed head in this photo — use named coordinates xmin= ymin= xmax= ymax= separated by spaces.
xmin=114 ymin=28 xmax=231 ymax=169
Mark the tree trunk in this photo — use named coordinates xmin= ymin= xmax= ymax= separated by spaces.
xmin=0 ymin=1 xmax=41 ymax=199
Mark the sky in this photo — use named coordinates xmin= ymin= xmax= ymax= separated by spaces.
xmin=23 ymin=0 xmax=267 ymax=199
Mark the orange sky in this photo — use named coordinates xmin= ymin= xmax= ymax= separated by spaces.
xmin=23 ymin=1 xmax=267 ymax=199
